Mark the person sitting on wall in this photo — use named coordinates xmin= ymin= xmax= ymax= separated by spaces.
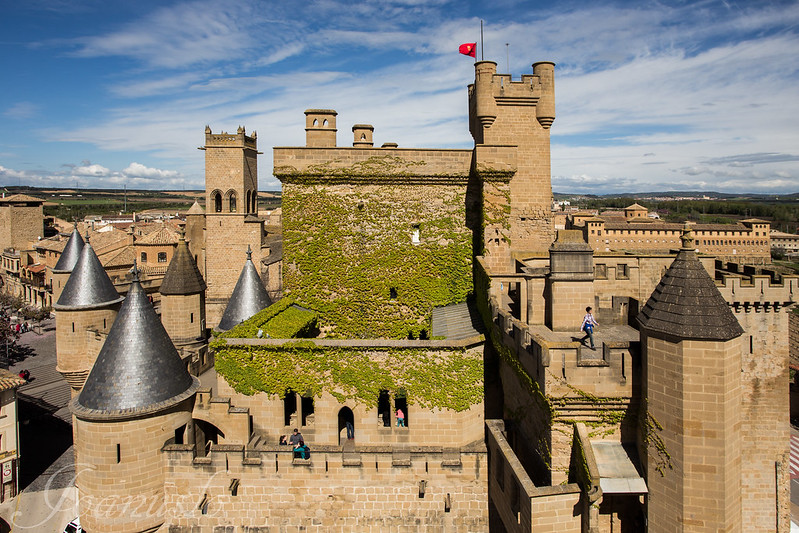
xmin=289 ymin=428 xmax=303 ymax=447
xmin=293 ymin=440 xmax=310 ymax=459
xmin=396 ymin=408 xmax=405 ymax=427
xmin=279 ymin=435 xmax=288 ymax=445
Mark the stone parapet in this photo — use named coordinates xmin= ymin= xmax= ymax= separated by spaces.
xmin=486 ymin=419 xmax=582 ymax=533
xmin=163 ymin=440 xmax=488 ymax=531
xmin=273 ymin=147 xmax=473 ymax=184
xmin=716 ymin=273 xmax=799 ymax=307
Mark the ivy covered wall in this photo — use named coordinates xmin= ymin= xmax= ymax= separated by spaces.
xmin=215 ymin=342 xmax=484 ymax=412
xmin=281 ymin=182 xmax=473 ymax=339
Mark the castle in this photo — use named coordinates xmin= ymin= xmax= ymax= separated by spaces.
xmin=48 ymin=59 xmax=796 ymax=532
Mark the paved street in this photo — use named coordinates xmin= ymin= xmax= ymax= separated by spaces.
xmin=0 ymin=318 xmax=78 ymax=532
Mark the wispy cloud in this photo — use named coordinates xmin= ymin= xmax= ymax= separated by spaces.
xmin=4 ymin=0 xmax=798 ymax=193
xmin=3 ymin=102 xmax=38 ymax=119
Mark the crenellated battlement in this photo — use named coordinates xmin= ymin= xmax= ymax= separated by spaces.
xmin=717 ymin=273 xmax=799 ymax=309
xmin=162 ymin=440 xmax=488 ymax=530
xmin=203 ymin=125 xmax=257 ymax=149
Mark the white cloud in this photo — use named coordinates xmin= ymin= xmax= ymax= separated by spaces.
xmin=122 ymin=162 xmax=180 ymax=179
xmin=72 ymin=164 xmax=110 ymax=177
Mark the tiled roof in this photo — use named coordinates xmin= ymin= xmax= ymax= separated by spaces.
xmin=35 ymin=235 xmax=68 ymax=253
xmin=0 ymin=369 xmax=27 ymax=391
xmin=101 ymin=246 xmax=136 ymax=268
xmin=0 ymin=193 xmax=44 ymax=204
xmin=136 ymin=226 xmax=180 ymax=246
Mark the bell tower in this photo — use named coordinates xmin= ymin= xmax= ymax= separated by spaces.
xmin=202 ymin=126 xmax=265 ymax=326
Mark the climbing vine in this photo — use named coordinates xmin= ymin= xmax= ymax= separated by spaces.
xmin=215 ymin=297 xmax=318 ymax=339
xmin=214 ymin=343 xmax=484 ymax=411
xmin=281 ymin=184 xmax=472 ymax=338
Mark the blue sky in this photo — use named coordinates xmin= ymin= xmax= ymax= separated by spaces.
xmin=1 ymin=0 xmax=798 ymax=194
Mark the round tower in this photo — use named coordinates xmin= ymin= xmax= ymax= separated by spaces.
xmin=54 ymin=237 xmax=124 ymax=393
xmin=216 ymin=246 xmax=272 ymax=331
xmin=72 ymin=272 xmax=199 ymax=533
xmin=637 ymin=225 xmax=744 ymax=532
xmin=160 ymin=231 xmax=208 ymax=374
xmin=51 ymin=224 xmax=85 ymax=304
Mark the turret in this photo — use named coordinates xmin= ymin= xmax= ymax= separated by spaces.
xmin=217 ymin=246 xmax=272 ymax=331
xmin=160 ymin=231 xmax=208 ymax=374
xmin=352 ymin=124 xmax=374 ymax=147
xmin=304 ymin=109 xmax=337 ymax=147
xmin=637 ymin=225 xmax=744 ymax=532
xmin=469 ymin=58 xmax=557 ymax=264
xmin=54 ymin=237 xmax=123 ymax=393
xmin=533 ymin=61 xmax=556 ymax=129
xmin=470 ymin=61 xmax=498 ymax=142
xmin=72 ymin=271 xmax=199 ymax=533
xmin=51 ymin=225 xmax=84 ymax=304
xmin=546 ymin=230 xmax=595 ymax=331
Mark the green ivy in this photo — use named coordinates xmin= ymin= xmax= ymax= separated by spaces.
xmin=216 ymin=297 xmax=318 ymax=339
xmin=214 ymin=343 xmax=484 ymax=411
xmin=281 ymin=185 xmax=473 ymax=339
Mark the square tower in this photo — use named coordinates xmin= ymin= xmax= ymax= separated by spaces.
xmin=203 ymin=126 xmax=264 ymax=326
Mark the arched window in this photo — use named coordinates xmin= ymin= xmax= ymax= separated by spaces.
xmin=245 ymin=191 xmax=251 ymax=214
xmin=213 ymin=192 xmax=222 ymax=213
xmin=227 ymin=191 xmax=237 ymax=213
xmin=251 ymin=191 xmax=257 ymax=214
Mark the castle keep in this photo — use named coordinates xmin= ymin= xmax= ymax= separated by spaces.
xmin=51 ymin=58 xmax=795 ymax=532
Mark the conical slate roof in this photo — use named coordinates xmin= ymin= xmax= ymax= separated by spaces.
xmin=217 ymin=247 xmax=272 ymax=331
xmin=53 ymin=227 xmax=85 ymax=273
xmin=637 ymin=227 xmax=743 ymax=341
xmin=159 ymin=234 xmax=206 ymax=295
xmin=54 ymin=241 xmax=123 ymax=310
xmin=74 ymin=277 xmax=198 ymax=418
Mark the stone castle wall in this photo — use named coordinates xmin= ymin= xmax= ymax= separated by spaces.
xmin=161 ymin=293 xmax=205 ymax=344
xmin=163 ymin=444 xmax=488 ymax=532
xmin=643 ymin=335 xmax=743 ymax=533
xmin=55 ymin=306 xmax=119 ymax=391
xmin=75 ymin=401 xmax=193 ymax=533
xmin=276 ymin=177 xmax=474 ymax=338
xmin=736 ymin=308 xmax=791 ymax=531
xmin=215 ymin=378 xmax=485 ymax=450
xmin=204 ymin=215 xmax=263 ymax=327
xmin=791 ymin=310 xmax=799 ymax=368
xmin=0 ymin=203 xmax=43 ymax=252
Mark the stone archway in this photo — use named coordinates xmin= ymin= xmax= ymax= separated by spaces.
xmin=337 ymin=407 xmax=354 ymax=445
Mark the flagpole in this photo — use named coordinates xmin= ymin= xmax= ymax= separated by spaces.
xmin=480 ymin=20 xmax=484 ymax=61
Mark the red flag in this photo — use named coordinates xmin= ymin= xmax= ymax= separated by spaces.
xmin=459 ymin=43 xmax=476 ymax=58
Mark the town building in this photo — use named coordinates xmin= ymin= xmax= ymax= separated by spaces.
xmin=574 ymin=204 xmax=771 ymax=264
